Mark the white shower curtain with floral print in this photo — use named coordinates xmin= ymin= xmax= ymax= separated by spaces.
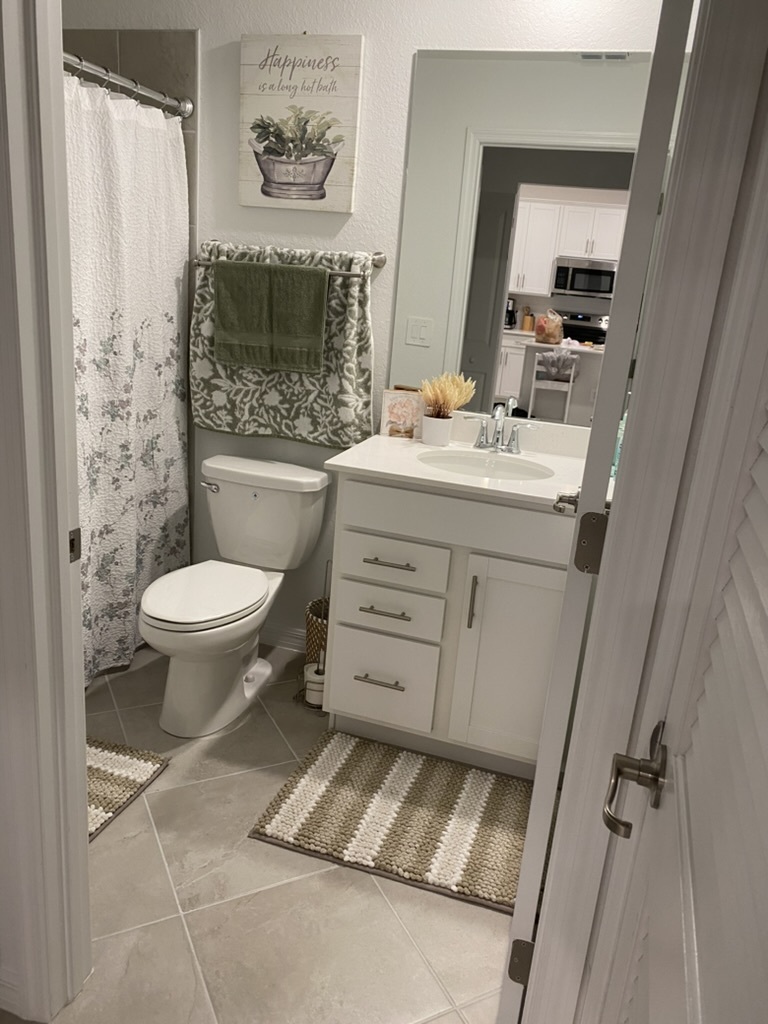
xmin=64 ymin=77 xmax=189 ymax=681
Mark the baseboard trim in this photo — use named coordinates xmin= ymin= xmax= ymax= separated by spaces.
xmin=260 ymin=623 xmax=307 ymax=653
xmin=331 ymin=715 xmax=536 ymax=779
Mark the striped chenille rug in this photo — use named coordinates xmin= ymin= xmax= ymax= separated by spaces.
xmin=86 ymin=737 xmax=168 ymax=840
xmin=250 ymin=731 xmax=532 ymax=912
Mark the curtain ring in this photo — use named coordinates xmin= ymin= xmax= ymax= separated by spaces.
xmin=129 ymin=78 xmax=141 ymax=102
xmin=104 ymin=67 xmax=112 ymax=87
xmin=161 ymin=91 xmax=170 ymax=112
xmin=75 ymin=55 xmax=85 ymax=78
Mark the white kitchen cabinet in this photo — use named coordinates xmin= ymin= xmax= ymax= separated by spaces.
xmin=508 ymin=200 xmax=561 ymax=295
xmin=448 ymin=555 xmax=566 ymax=761
xmin=495 ymin=342 xmax=525 ymax=399
xmin=557 ymin=203 xmax=627 ymax=260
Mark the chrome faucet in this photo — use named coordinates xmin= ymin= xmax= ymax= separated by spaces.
xmin=474 ymin=398 xmax=520 ymax=453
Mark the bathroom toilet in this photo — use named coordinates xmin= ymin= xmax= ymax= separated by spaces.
xmin=139 ymin=455 xmax=330 ymax=738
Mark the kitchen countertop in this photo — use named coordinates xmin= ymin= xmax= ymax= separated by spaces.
xmin=325 ymin=434 xmax=586 ymax=511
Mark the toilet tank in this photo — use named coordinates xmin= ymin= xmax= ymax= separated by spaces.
xmin=201 ymin=456 xmax=330 ymax=571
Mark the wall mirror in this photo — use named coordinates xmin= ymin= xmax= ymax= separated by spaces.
xmin=388 ymin=50 xmax=653 ymax=423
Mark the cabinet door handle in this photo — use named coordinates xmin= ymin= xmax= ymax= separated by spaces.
xmin=359 ymin=604 xmax=412 ymax=622
xmin=590 ymin=238 xmax=595 ymax=255
xmin=585 ymin=237 xmax=590 ymax=255
xmin=521 ymin=273 xmax=525 ymax=289
xmin=362 ymin=556 xmax=416 ymax=572
xmin=467 ymin=574 xmax=479 ymax=628
xmin=354 ymin=672 xmax=406 ymax=692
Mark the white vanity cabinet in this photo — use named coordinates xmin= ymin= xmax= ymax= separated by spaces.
xmin=448 ymin=554 xmax=566 ymax=761
xmin=324 ymin=474 xmax=575 ymax=767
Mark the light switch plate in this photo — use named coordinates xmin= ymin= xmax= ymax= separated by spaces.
xmin=405 ymin=316 xmax=433 ymax=347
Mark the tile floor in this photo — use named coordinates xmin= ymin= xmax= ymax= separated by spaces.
xmin=3 ymin=646 xmax=508 ymax=1024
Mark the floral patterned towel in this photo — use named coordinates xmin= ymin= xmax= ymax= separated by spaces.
xmin=190 ymin=242 xmax=374 ymax=448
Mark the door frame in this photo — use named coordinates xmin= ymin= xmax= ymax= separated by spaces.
xmin=0 ymin=1 xmax=91 ymax=1019
xmin=521 ymin=0 xmax=768 ymax=1020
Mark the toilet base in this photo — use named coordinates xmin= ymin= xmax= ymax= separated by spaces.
xmin=159 ymin=637 xmax=271 ymax=738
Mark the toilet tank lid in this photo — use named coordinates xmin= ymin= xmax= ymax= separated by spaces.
xmin=202 ymin=455 xmax=330 ymax=492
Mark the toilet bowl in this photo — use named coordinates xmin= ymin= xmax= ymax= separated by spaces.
xmin=139 ymin=456 xmax=330 ymax=737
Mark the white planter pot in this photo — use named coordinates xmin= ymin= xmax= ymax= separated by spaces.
xmin=421 ymin=414 xmax=453 ymax=446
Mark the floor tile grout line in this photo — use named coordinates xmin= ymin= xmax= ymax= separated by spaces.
xmin=370 ymin=875 xmax=460 ymax=1013
xmin=455 ymin=987 xmax=502 ymax=1010
xmin=143 ymin=793 xmax=220 ymax=1024
xmin=92 ymin=912 xmax=181 ymax=944
xmin=145 ymin=759 xmax=299 ymax=797
xmin=105 ymin=680 xmax=129 ymax=745
xmin=257 ymin=694 xmax=301 ymax=761
xmin=181 ymin=863 xmax=339 ymax=917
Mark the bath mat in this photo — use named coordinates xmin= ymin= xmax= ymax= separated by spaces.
xmin=249 ymin=731 xmax=532 ymax=913
xmin=86 ymin=737 xmax=168 ymax=840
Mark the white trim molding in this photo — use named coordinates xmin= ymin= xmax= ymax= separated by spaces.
xmin=442 ymin=128 xmax=640 ymax=377
xmin=0 ymin=1 xmax=91 ymax=1019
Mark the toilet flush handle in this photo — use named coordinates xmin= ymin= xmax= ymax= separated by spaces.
xmin=200 ymin=481 xmax=219 ymax=494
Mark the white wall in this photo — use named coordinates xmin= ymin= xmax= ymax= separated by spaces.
xmin=61 ymin=0 xmax=669 ymax=638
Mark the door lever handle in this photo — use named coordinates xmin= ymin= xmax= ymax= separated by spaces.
xmin=602 ymin=722 xmax=667 ymax=838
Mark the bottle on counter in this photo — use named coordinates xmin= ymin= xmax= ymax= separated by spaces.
xmin=505 ymin=298 xmax=517 ymax=328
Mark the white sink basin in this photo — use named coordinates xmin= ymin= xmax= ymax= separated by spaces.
xmin=417 ymin=449 xmax=555 ymax=482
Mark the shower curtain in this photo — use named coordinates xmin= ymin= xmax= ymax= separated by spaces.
xmin=63 ymin=77 xmax=190 ymax=681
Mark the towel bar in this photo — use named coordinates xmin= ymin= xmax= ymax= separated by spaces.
xmin=194 ymin=251 xmax=386 ymax=279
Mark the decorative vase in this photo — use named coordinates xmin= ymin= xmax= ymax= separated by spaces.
xmin=249 ymin=140 xmax=337 ymax=201
xmin=421 ymin=414 xmax=453 ymax=446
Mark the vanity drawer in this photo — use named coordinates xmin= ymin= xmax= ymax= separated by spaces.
xmin=328 ymin=626 xmax=439 ymax=732
xmin=334 ymin=579 xmax=445 ymax=643
xmin=338 ymin=530 xmax=451 ymax=594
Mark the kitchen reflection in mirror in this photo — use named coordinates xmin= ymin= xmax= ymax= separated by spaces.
xmin=389 ymin=50 xmax=652 ymax=426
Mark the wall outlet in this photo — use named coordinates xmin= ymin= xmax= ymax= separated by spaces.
xmin=405 ymin=316 xmax=433 ymax=347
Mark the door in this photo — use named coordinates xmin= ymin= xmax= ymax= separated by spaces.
xmin=495 ymin=0 xmax=697 ymax=1020
xmin=557 ymin=204 xmax=594 ymax=257
xmin=518 ymin=3 xmax=768 ymax=1019
xmin=590 ymin=205 xmax=627 ymax=259
xmin=573 ymin=43 xmax=768 ymax=1021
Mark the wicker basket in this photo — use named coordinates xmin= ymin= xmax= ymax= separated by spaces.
xmin=305 ymin=597 xmax=329 ymax=665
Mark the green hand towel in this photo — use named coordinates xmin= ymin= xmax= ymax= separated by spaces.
xmin=213 ymin=261 xmax=329 ymax=373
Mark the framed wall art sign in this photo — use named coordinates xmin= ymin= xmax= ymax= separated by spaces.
xmin=239 ymin=34 xmax=364 ymax=213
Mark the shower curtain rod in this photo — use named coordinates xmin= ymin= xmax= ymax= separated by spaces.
xmin=194 ymin=252 xmax=387 ymax=279
xmin=63 ymin=51 xmax=195 ymax=119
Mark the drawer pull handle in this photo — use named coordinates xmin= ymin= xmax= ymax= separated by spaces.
xmin=354 ymin=672 xmax=406 ymax=692
xmin=467 ymin=574 xmax=480 ymax=629
xmin=362 ymin=556 xmax=417 ymax=572
xmin=359 ymin=604 xmax=412 ymax=622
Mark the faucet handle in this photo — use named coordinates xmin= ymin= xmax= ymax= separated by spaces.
xmin=474 ymin=419 xmax=489 ymax=448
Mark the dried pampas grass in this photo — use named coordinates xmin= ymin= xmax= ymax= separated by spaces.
xmin=420 ymin=372 xmax=476 ymax=419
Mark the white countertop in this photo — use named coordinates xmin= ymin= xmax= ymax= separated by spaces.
xmin=517 ymin=337 xmax=604 ymax=355
xmin=325 ymin=434 xmax=586 ymax=511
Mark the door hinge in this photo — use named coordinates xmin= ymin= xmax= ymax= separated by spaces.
xmin=508 ymin=938 xmax=535 ymax=987
xmin=574 ymin=510 xmax=609 ymax=574
xmin=69 ymin=527 xmax=81 ymax=563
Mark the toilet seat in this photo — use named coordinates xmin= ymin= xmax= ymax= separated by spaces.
xmin=140 ymin=560 xmax=270 ymax=632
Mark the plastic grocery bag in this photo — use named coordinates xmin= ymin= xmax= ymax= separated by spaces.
xmin=534 ymin=308 xmax=564 ymax=344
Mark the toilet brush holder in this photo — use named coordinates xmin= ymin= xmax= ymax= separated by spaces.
xmin=303 ymin=662 xmax=325 ymax=708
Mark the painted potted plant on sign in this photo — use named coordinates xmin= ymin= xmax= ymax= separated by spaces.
xmin=248 ymin=105 xmax=345 ymax=201
xmin=419 ymin=372 xmax=476 ymax=446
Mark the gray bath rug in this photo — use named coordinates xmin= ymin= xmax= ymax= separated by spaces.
xmin=87 ymin=737 xmax=168 ymax=840
xmin=249 ymin=731 xmax=532 ymax=913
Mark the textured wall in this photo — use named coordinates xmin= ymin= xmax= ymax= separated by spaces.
xmin=61 ymin=0 xmax=669 ymax=640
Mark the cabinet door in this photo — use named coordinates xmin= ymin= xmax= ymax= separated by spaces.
xmin=520 ymin=202 xmax=561 ymax=294
xmin=556 ymin=204 xmax=594 ymax=257
xmin=507 ymin=200 xmax=530 ymax=292
xmin=498 ymin=345 xmax=525 ymax=398
xmin=448 ymin=554 xmax=566 ymax=761
xmin=590 ymin=204 xmax=627 ymax=259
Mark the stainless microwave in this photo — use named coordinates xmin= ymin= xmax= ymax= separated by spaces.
xmin=551 ymin=256 xmax=617 ymax=300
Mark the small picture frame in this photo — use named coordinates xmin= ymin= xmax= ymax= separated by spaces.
xmin=380 ymin=389 xmax=425 ymax=438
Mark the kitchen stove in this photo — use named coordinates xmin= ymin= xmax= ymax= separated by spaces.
xmin=558 ymin=310 xmax=609 ymax=345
